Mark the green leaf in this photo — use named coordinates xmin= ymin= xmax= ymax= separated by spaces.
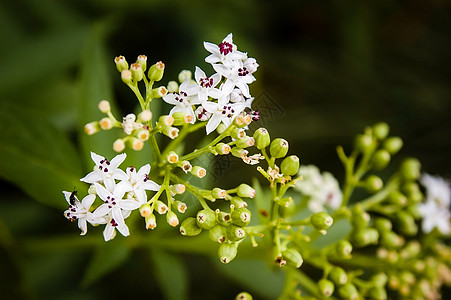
xmin=252 ymin=177 xmax=271 ymax=224
xmin=81 ymin=239 xmax=130 ymax=287
xmin=150 ymin=248 xmax=188 ymax=300
xmin=312 ymin=219 xmax=352 ymax=249
xmin=0 ymin=101 xmax=82 ymax=209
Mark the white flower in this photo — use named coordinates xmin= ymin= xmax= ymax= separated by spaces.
xmin=195 ymin=105 xmax=212 ymax=121
xmin=204 ymin=33 xmax=247 ymax=67
xmin=80 ymin=152 xmax=128 ymax=189
xmin=92 ymin=181 xmax=140 ymax=241
xmin=202 ymin=98 xmax=247 ymax=135
xmin=295 ymin=165 xmax=343 ymax=213
xmin=162 ymin=79 xmax=202 ymax=124
xmin=193 ymin=66 xmax=223 ymax=101
xmin=212 ymin=61 xmax=256 ymax=98
xmin=63 ymin=191 xmax=106 ymax=235
xmin=420 ymin=173 xmax=450 ymax=207
xmin=125 ymin=164 xmax=160 ymax=205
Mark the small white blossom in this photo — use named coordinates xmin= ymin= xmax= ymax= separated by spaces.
xmin=193 ymin=66 xmax=223 ymax=101
xmin=125 ymin=164 xmax=160 ymax=205
xmin=80 ymin=152 xmax=128 ymax=190
xmin=162 ymin=79 xmax=202 ymax=124
xmin=212 ymin=61 xmax=256 ymax=98
xmin=202 ymin=98 xmax=247 ymax=135
xmin=204 ymin=33 xmax=247 ymax=67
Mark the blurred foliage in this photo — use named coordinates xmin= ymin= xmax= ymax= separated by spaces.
xmin=0 ymin=0 xmax=450 ymax=299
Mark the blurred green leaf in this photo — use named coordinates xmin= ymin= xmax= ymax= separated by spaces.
xmin=312 ymin=219 xmax=352 ymax=249
xmin=0 ymin=101 xmax=82 ymax=209
xmin=81 ymin=239 xmax=130 ymax=287
xmin=150 ymin=248 xmax=188 ymax=300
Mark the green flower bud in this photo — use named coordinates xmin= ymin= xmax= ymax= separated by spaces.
xmin=396 ymin=211 xmax=418 ymax=236
xmin=237 ymin=184 xmax=256 ymax=199
xmin=130 ymin=63 xmax=143 ymax=82
xmin=231 ymin=147 xmax=247 ymax=159
xmin=167 ymin=151 xmax=179 ymax=164
xmin=282 ymin=248 xmax=303 ymax=268
xmin=227 ymin=224 xmax=247 ymax=242
xmin=231 ymin=207 xmax=252 ymax=227
xmin=253 ymin=128 xmax=271 ymax=150
xmin=336 ymin=240 xmax=353 ymax=258
xmin=145 ymin=213 xmax=157 ymax=229
xmin=380 ymin=231 xmax=404 ymax=249
xmin=196 ymin=209 xmax=216 ymax=230
xmin=150 ymin=86 xmax=168 ymax=98
xmin=159 ymin=115 xmax=174 ymax=126
xmin=373 ymin=122 xmax=390 ymax=140
xmin=352 ymin=228 xmax=379 ymax=247
xmin=218 ymin=243 xmax=238 ymax=264
xmin=311 ymin=212 xmax=333 ymax=231
xmin=166 ymin=210 xmax=179 ymax=227
xmin=114 ymin=56 xmax=128 ymax=72
xmin=278 ymin=197 xmax=296 ymax=218
xmin=400 ymin=241 xmax=421 ymax=260
xmin=84 ymin=121 xmax=100 ymax=135
xmin=155 ymin=200 xmax=168 ymax=214
xmin=209 ymin=225 xmax=227 ymax=243
xmin=329 ymin=266 xmax=348 ymax=286
xmin=280 ymin=155 xmax=300 ymax=176
xmin=236 ymin=136 xmax=255 ymax=148
xmin=235 ymin=292 xmax=253 ymax=300
xmin=217 ymin=123 xmax=227 ymax=134
xmin=369 ymin=286 xmax=387 ymax=300
xmin=374 ymin=217 xmax=393 ymax=232
xmin=371 ymin=149 xmax=391 ymax=170
xmin=121 ymin=69 xmax=133 ymax=84
xmin=211 ymin=188 xmax=227 ymax=199
xmin=384 ymin=136 xmax=403 ymax=154
xmin=351 ymin=205 xmax=370 ymax=227
xmin=167 ymin=80 xmax=178 ymax=93
xmin=215 ymin=143 xmax=231 ymax=155
xmin=232 ymin=128 xmax=246 ymax=139
xmin=233 ymin=114 xmax=247 ymax=128
xmin=148 ymin=61 xmax=165 ymax=82
xmin=371 ymin=272 xmax=388 ymax=287
xmin=270 ymin=138 xmax=289 ymax=158
xmin=400 ymin=271 xmax=415 ymax=285
xmin=354 ymin=134 xmax=373 ymax=153
xmin=364 ymin=175 xmax=383 ymax=193
xmin=162 ymin=125 xmax=179 ymax=139
xmin=319 ymin=278 xmax=335 ymax=297
xmin=172 ymin=112 xmax=187 ymax=126
xmin=402 ymin=182 xmax=423 ymax=203
xmin=191 ymin=166 xmax=206 ymax=178
xmin=400 ymin=158 xmax=421 ymax=181
xmin=230 ymin=196 xmax=247 ymax=208
xmin=217 ymin=211 xmax=232 ymax=225
xmin=136 ymin=55 xmax=147 ymax=71
xmin=178 ymin=70 xmax=192 ymax=83
xmin=338 ymin=283 xmax=358 ymax=300
xmin=387 ymin=191 xmax=407 ymax=206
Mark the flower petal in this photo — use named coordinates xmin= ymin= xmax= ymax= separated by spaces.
xmin=206 ymin=115 xmax=222 ymax=135
xmin=137 ymin=164 xmax=151 ymax=178
xmin=80 ymin=171 xmax=103 ymax=184
xmin=103 ymin=223 xmax=116 ymax=241
xmin=110 ymin=153 xmax=127 ymax=169
xmin=92 ymin=203 xmax=110 ymax=218
xmin=81 ymin=194 xmax=96 ymax=209
xmin=94 ymin=183 xmax=112 ymax=202
xmin=120 ymin=199 xmax=141 ymax=211
xmin=90 ymin=152 xmax=104 ymax=166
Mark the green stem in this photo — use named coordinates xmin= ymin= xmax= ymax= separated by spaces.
xmin=170 ymin=173 xmax=212 ymax=211
xmin=357 ymin=175 xmax=399 ymax=210
xmin=161 ymin=122 xmax=206 ymax=159
xmin=127 ymin=83 xmax=146 ymax=111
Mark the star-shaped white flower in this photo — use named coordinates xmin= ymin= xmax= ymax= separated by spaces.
xmin=162 ymin=79 xmax=202 ymax=124
xmin=193 ymin=66 xmax=223 ymax=101
xmin=125 ymin=164 xmax=160 ymax=205
xmin=204 ymin=33 xmax=247 ymax=67
xmin=80 ymin=152 xmax=128 ymax=189
xmin=202 ymin=98 xmax=247 ymax=135
xmin=63 ymin=191 xmax=106 ymax=235
xmin=92 ymin=181 xmax=139 ymax=241
xmin=418 ymin=200 xmax=451 ymax=235
xmin=212 ymin=61 xmax=256 ymax=98
xmin=421 ymin=173 xmax=451 ymax=207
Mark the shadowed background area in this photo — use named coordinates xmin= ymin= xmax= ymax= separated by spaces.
xmin=0 ymin=0 xmax=450 ymax=299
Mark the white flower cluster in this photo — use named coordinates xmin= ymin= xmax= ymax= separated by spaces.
xmin=63 ymin=152 xmax=160 ymax=241
xmin=294 ymin=165 xmax=342 ymax=213
xmin=163 ymin=33 xmax=259 ymax=135
xmin=418 ymin=173 xmax=451 ymax=235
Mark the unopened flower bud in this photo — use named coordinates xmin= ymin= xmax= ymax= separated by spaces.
xmin=211 ymin=188 xmax=227 ymax=199
xmin=121 ymin=69 xmax=132 ymax=84
xmin=139 ymin=109 xmax=152 ymax=122
xmin=329 ymin=266 xmax=348 ymax=286
xmin=319 ymin=279 xmax=335 ymax=297
xmin=217 ymin=211 xmax=232 ymax=224
xmin=281 ymin=155 xmax=300 ymax=176
xmin=270 ymin=138 xmax=289 ymax=158
xmin=130 ymin=138 xmax=144 ymax=151
xmin=179 ymin=217 xmax=202 ymax=236
xmin=84 ymin=121 xmax=100 ymax=135
xmin=338 ymin=283 xmax=358 ymax=300
xmin=351 ymin=205 xmax=370 ymax=227
xmin=369 ymin=286 xmax=387 ymax=300
xmin=373 ymin=122 xmax=390 ymax=140
xmin=233 ymin=114 xmax=246 ymax=127
xmin=371 ymin=272 xmax=388 ymax=287
xmin=231 ymin=147 xmax=248 ymax=159
xmin=150 ymin=86 xmax=168 ymax=98
xmin=216 ymin=123 xmax=227 ymax=134
xmin=191 ymin=166 xmax=206 ymax=178
xmin=178 ymin=70 xmax=191 ymax=83
xmin=167 ymin=80 xmax=178 ymax=93
xmin=209 ymin=225 xmax=227 ymax=243
xmin=278 ymin=197 xmax=296 ymax=218
xmin=145 ymin=213 xmax=157 ymax=229
xmin=232 ymin=128 xmax=246 ymax=139
xmin=148 ymin=61 xmax=165 ymax=82
xmin=400 ymin=158 xmax=421 ymax=181
xmin=400 ymin=241 xmax=421 ymax=259
xmin=218 ymin=242 xmax=238 ymax=264
xmin=381 ymin=231 xmax=404 ymax=248
xmin=231 ymin=196 xmax=248 ymax=208
xmin=282 ymin=248 xmax=303 ymax=268
xmin=171 ymin=184 xmax=186 ymax=195
xmin=231 ymin=207 xmax=251 ymax=227
xmin=352 ymin=228 xmax=379 ymax=247
xmin=364 ymin=175 xmax=383 ymax=193
xmin=336 ymin=240 xmax=353 ymax=258
xmin=354 ymin=134 xmax=373 ymax=153
xmin=179 ymin=160 xmax=192 ymax=173
xmin=98 ymin=117 xmax=112 ymax=130
xmin=98 ymin=100 xmax=111 ymax=113
xmin=167 ymin=151 xmax=179 ymax=164
xmin=387 ymin=191 xmax=407 ymax=206
xmin=384 ymin=136 xmax=403 ymax=154
xmin=155 ymin=200 xmax=168 ymax=214
xmin=237 ymin=184 xmax=256 ymax=199
xmin=253 ymin=128 xmax=270 ymax=150
xmin=227 ymin=224 xmax=247 ymax=242
xmin=130 ymin=63 xmax=143 ymax=82
xmin=374 ymin=217 xmax=392 ymax=232
xmin=311 ymin=212 xmax=333 ymax=231
xmin=236 ymin=136 xmax=255 ymax=148
xmin=172 ymin=112 xmax=187 ymax=126
xmin=235 ymin=292 xmax=253 ymax=300
xmin=174 ymin=201 xmax=187 ymax=213
xmin=371 ymin=149 xmax=391 ymax=170
xmin=215 ymin=143 xmax=231 ymax=155
xmin=140 ymin=204 xmax=152 ymax=217
xmin=114 ymin=55 xmax=128 ymax=72
xmin=396 ymin=211 xmax=418 ymax=236
xmin=136 ymin=55 xmax=147 ymax=71
xmin=159 ymin=115 xmax=174 ymax=126
xmin=196 ymin=209 xmax=216 ymax=229
xmin=162 ymin=126 xmax=179 ymax=139
xmin=402 ymin=182 xmax=423 ymax=203
xmin=166 ymin=210 xmax=179 ymax=227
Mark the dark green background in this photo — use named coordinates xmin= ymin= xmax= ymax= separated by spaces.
xmin=1 ymin=0 xmax=450 ymax=299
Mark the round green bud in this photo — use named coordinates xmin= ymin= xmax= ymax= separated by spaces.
xmin=218 ymin=243 xmax=238 ymax=264
xmin=215 ymin=143 xmax=231 ymax=155
xmin=282 ymin=248 xmax=303 ymax=268
xmin=121 ymin=69 xmax=133 ymax=84
xmin=396 ymin=211 xmax=418 ymax=236
xmin=130 ymin=63 xmax=143 ymax=82
xmin=371 ymin=272 xmax=388 ymax=287
xmin=374 ymin=217 xmax=392 ymax=232
xmin=400 ymin=241 xmax=421 ymax=260
xmin=236 ymin=136 xmax=255 ymax=148
xmin=338 ymin=283 xmax=358 ymax=300
xmin=353 ymin=228 xmax=379 ymax=247
xmin=350 ymin=206 xmax=370 ymax=227
xmin=231 ymin=147 xmax=247 ymax=159
xmin=311 ymin=212 xmax=333 ymax=231
xmin=278 ymin=197 xmax=296 ymax=218
xmin=148 ymin=61 xmax=165 ymax=82
xmin=280 ymin=155 xmax=300 ymax=176
xmin=172 ymin=111 xmax=187 ymax=126
xmin=167 ymin=80 xmax=178 ymax=93
xmin=369 ymin=286 xmax=387 ymax=300
xmin=231 ymin=207 xmax=252 ymax=227
xmin=354 ymin=134 xmax=373 ymax=153
xmin=253 ymin=127 xmax=271 ymax=150
xmin=196 ymin=209 xmax=216 ymax=230
xmin=235 ymin=292 xmax=253 ymax=300
xmin=179 ymin=217 xmax=202 ymax=236
xmin=217 ymin=123 xmax=227 ymax=134
xmin=402 ymin=182 xmax=423 ymax=203
xmin=136 ymin=55 xmax=147 ymax=71
xmin=387 ymin=191 xmax=407 ymax=206
xmin=336 ymin=240 xmax=353 ymax=258
xmin=400 ymin=158 xmax=421 ymax=181
xmin=318 ymin=278 xmax=335 ymax=297
xmin=384 ymin=136 xmax=403 ymax=154
xmin=365 ymin=175 xmax=383 ymax=193
xmin=209 ymin=225 xmax=227 ymax=243
xmin=269 ymin=138 xmax=289 ymax=158
xmin=329 ymin=267 xmax=348 ymax=286
xmin=114 ymin=56 xmax=128 ymax=72
xmin=226 ymin=224 xmax=247 ymax=242
xmin=380 ymin=231 xmax=404 ymax=249
xmin=371 ymin=149 xmax=391 ymax=170
xmin=237 ymin=184 xmax=256 ymax=199
xmin=217 ymin=211 xmax=232 ymax=225
xmin=211 ymin=188 xmax=227 ymax=199
xmin=230 ymin=196 xmax=247 ymax=209
xmin=373 ymin=122 xmax=390 ymax=140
